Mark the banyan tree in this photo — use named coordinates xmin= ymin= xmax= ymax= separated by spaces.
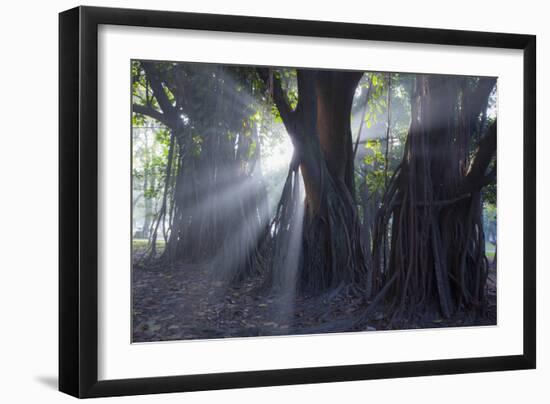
xmin=371 ymin=75 xmax=496 ymax=320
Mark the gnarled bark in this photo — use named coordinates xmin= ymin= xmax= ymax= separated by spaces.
xmin=372 ymin=75 xmax=496 ymax=320
xmin=264 ymin=69 xmax=370 ymax=295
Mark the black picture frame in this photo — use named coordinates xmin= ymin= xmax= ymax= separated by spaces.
xmin=59 ymin=5 xmax=536 ymax=398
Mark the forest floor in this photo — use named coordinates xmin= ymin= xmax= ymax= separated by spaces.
xmin=132 ymin=254 xmax=497 ymax=342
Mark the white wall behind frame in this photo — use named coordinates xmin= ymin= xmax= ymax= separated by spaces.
xmin=0 ymin=0 xmax=546 ymax=404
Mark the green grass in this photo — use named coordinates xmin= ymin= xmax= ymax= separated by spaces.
xmin=485 ymin=243 xmax=496 ymax=260
xmin=132 ymin=238 xmax=166 ymax=252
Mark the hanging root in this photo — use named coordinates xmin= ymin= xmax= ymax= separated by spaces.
xmin=301 ymin=177 xmax=370 ymax=296
xmin=263 ymin=156 xmax=370 ymax=298
xmin=369 ymin=76 xmax=494 ymax=322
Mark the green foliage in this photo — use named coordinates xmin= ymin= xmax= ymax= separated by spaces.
xmin=363 ymin=139 xmax=383 ymax=165
xmin=271 ymin=104 xmax=283 ymax=123
xmin=353 ymin=73 xmax=413 ymax=213
xmin=483 ymin=174 xmax=497 ymax=205
xmin=132 ymin=113 xmax=146 ymax=127
xmin=132 ymin=60 xmax=163 ymax=124
xmin=247 ymin=140 xmax=257 ymax=159
xmin=361 ymin=139 xmax=386 ymax=195
xmin=484 ymin=202 xmax=496 ymax=222
xmin=275 ymin=69 xmax=298 ymax=110
xmin=191 ymin=134 xmax=203 ymax=156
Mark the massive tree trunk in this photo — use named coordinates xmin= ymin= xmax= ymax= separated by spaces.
xmin=267 ymin=69 xmax=370 ymax=295
xmin=372 ymin=75 xmax=496 ymax=320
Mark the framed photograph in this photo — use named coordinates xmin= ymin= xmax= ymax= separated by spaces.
xmin=59 ymin=6 xmax=536 ymax=398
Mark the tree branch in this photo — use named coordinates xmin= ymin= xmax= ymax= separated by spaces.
xmin=132 ymin=104 xmax=171 ymax=127
xmin=461 ymin=120 xmax=497 ymax=193
xmin=465 ymin=77 xmax=497 ymax=137
xmin=470 ymin=77 xmax=497 ymax=119
xmin=256 ymin=67 xmax=295 ymax=129
xmin=273 ymin=75 xmax=295 ymax=127
xmin=141 ymin=62 xmax=177 ymax=124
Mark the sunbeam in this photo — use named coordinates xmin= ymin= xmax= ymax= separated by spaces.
xmin=208 ymin=196 xmax=274 ymax=282
xmin=270 ymin=168 xmax=305 ymax=329
xmin=261 ymin=131 xmax=294 ymax=173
